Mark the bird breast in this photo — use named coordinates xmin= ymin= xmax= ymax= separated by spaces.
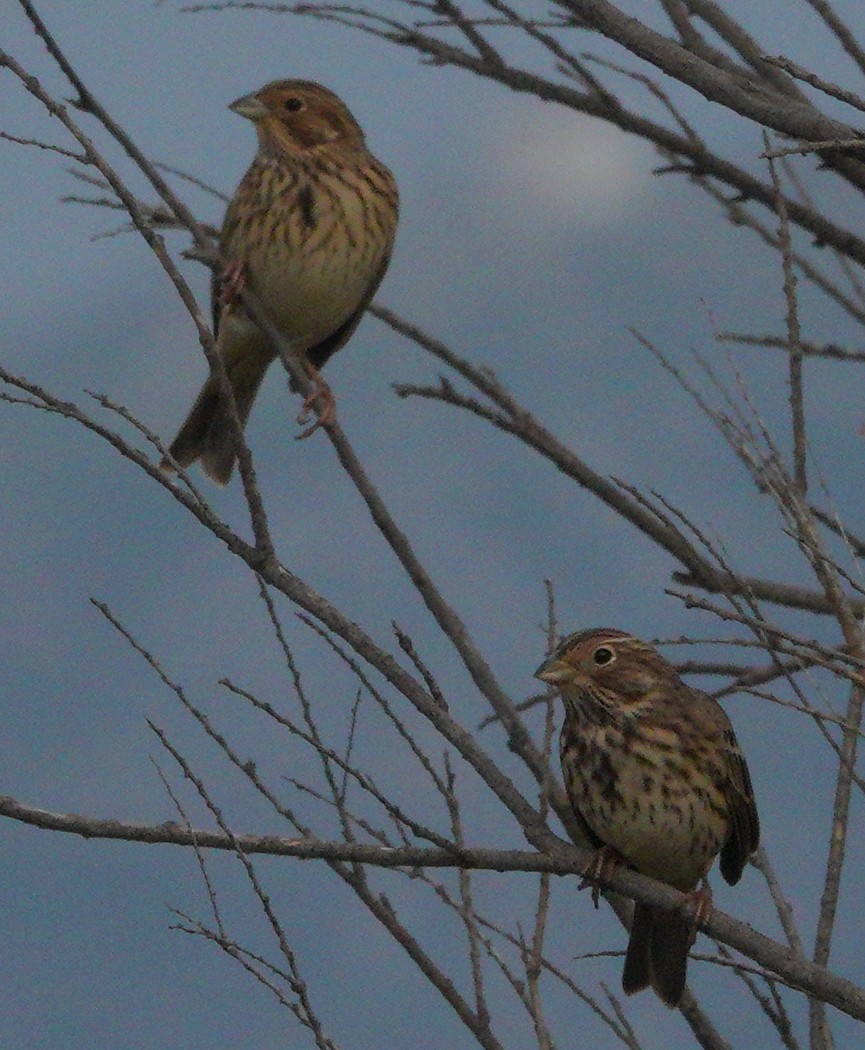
xmin=225 ymin=156 xmax=395 ymax=350
xmin=561 ymin=716 xmax=731 ymax=889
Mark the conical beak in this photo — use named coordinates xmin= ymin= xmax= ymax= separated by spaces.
xmin=229 ymin=92 xmax=269 ymax=121
xmin=534 ymin=655 xmax=572 ymax=684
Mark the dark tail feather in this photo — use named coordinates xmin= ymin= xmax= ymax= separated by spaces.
xmin=622 ymin=901 xmax=653 ymax=997
xmin=623 ymin=903 xmax=691 ymax=1008
xmin=161 ymin=355 xmax=270 ymax=485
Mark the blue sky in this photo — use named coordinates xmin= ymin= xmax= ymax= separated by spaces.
xmin=3 ymin=2 xmax=865 ymax=1048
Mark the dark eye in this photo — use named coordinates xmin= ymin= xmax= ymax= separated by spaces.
xmin=284 ymin=96 xmax=304 ymax=112
xmin=593 ymin=646 xmax=614 ymax=666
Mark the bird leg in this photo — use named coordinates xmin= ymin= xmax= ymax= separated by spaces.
xmin=219 ymin=260 xmax=247 ymax=305
xmin=295 ymin=361 xmax=336 ymax=439
xmin=680 ymin=881 xmax=714 ymax=947
xmin=579 ymin=845 xmax=627 ymax=909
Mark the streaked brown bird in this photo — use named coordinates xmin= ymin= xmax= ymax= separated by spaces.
xmin=535 ymin=627 xmax=759 ymax=1007
xmin=162 ymin=79 xmax=399 ymax=484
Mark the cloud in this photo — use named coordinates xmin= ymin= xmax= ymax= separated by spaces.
xmin=484 ymin=107 xmax=653 ymax=228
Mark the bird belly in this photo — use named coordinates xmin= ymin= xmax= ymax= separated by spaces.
xmin=251 ymin=240 xmax=379 ymax=346
xmin=567 ymin=726 xmax=728 ymax=890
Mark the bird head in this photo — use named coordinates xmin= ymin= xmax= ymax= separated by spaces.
xmin=535 ymin=627 xmax=677 ymax=701
xmin=230 ymin=80 xmax=366 ymax=155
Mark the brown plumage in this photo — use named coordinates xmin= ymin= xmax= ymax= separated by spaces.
xmin=535 ymin=627 xmax=759 ymax=1007
xmin=162 ymin=79 xmax=399 ymax=483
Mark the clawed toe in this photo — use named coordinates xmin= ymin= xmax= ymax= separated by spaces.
xmin=296 ymin=367 xmax=336 ymax=439
xmin=579 ymin=846 xmax=626 ymax=909
xmin=219 ymin=260 xmax=247 ymax=305
xmin=680 ymin=883 xmax=714 ymax=946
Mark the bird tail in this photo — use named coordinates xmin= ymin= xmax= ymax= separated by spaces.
xmin=622 ymin=902 xmax=691 ymax=1008
xmin=161 ymin=341 xmax=273 ymax=485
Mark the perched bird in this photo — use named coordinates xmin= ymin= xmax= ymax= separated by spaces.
xmin=162 ymin=79 xmax=399 ymax=484
xmin=535 ymin=627 xmax=759 ymax=1007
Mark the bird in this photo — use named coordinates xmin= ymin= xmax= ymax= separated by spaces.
xmin=161 ymin=79 xmax=399 ymax=484
xmin=535 ymin=627 xmax=759 ymax=1007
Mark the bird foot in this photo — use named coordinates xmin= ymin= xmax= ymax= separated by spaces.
xmin=219 ymin=260 xmax=247 ymax=305
xmin=579 ymin=846 xmax=626 ymax=909
xmin=296 ymin=367 xmax=336 ymax=439
xmin=680 ymin=883 xmax=714 ymax=946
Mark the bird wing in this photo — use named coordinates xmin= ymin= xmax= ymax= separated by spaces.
xmin=718 ymin=723 xmax=760 ymax=885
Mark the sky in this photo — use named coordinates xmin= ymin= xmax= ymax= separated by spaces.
xmin=3 ymin=2 xmax=865 ymax=1048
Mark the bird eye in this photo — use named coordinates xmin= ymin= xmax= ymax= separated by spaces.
xmin=593 ymin=647 xmax=614 ymax=665
xmin=284 ymin=96 xmax=304 ymax=112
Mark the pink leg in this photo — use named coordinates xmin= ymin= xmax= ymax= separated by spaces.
xmin=295 ymin=363 xmax=336 ymax=440
xmin=578 ymin=846 xmax=627 ymax=909
xmin=680 ymin=882 xmax=714 ymax=947
xmin=219 ymin=260 xmax=247 ymax=305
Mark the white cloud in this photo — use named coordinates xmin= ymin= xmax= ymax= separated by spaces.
xmin=485 ymin=107 xmax=653 ymax=227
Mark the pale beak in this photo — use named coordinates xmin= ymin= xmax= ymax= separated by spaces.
xmin=534 ymin=656 xmax=573 ymax=684
xmin=229 ymin=92 xmax=269 ymax=121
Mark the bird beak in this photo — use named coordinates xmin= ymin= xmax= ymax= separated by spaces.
xmin=229 ymin=92 xmax=270 ymax=121
xmin=534 ymin=656 xmax=572 ymax=684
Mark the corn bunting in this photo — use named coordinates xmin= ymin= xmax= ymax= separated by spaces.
xmin=536 ymin=627 xmax=759 ymax=1007
xmin=162 ymin=80 xmax=398 ymax=483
